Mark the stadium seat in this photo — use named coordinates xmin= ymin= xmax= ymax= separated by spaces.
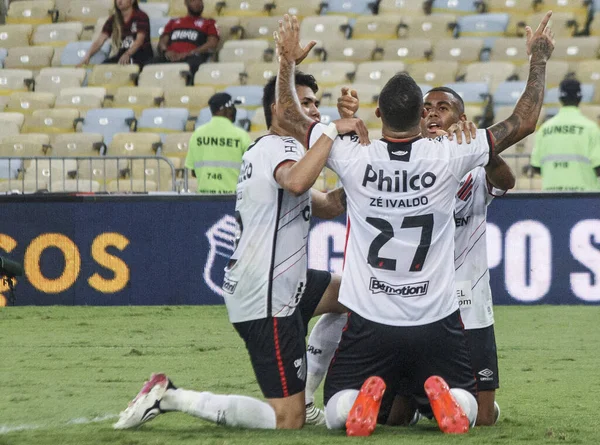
xmin=239 ymin=17 xmax=282 ymax=43
xmin=352 ymin=15 xmax=402 ymax=41
xmin=579 ymin=104 xmax=600 ymax=124
xmin=493 ymin=104 xmax=547 ymax=128
xmin=111 ymin=87 xmax=164 ymax=116
xmin=0 ymin=178 xmax=47 ymax=193
xmin=138 ymin=63 xmax=191 ymax=89
xmin=137 ymin=108 xmax=189 ymax=134
xmin=552 ymin=37 xmax=600 ymax=68
xmin=322 ymin=0 xmax=375 ymax=16
xmin=325 ymin=83 xmax=380 ymax=107
xmin=322 ymin=40 xmax=378 ymax=63
xmin=22 ymin=108 xmax=79 ymax=134
xmin=0 ymin=96 xmax=9 ymax=111
xmin=163 ymin=86 xmax=215 ymax=116
xmin=0 ymin=69 xmax=34 ymax=95
xmin=489 ymin=37 xmax=529 ymax=64
xmin=218 ymin=0 xmax=272 ymax=16
xmin=354 ymin=107 xmax=382 ymax=129
xmin=219 ymin=39 xmax=271 ymax=64
xmin=55 ymin=86 xmax=106 ymax=111
xmin=545 ymin=84 xmax=594 ymax=106
xmin=162 ymin=132 xmax=194 ymax=159
xmin=51 ymin=132 xmax=104 ymax=157
xmin=128 ymin=157 xmax=175 ymax=191
xmin=443 ymin=82 xmax=489 ymax=105
xmin=109 ymin=132 xmax=162 ymax=157
xmin=381 ymin=39 xmax=432 ymax=63
xmin=300 ymin=15 xmax=350 ymax=42
xmin=81 ymin=108 xmax=136 ymax=144
xmin=149 ymin=17 xmax=171 ymax=43
xmin=50 ymin=179 xmax=101 ymax=192
xmin=6 ymin=91 xmax=55 ymax=114
xmin=431 ymin=0 xmax=480 ymax=15
xmin=32 ymin=22 xmax=84 ymax=47
xmin=457 ymin=13 xmax=510 ymax=39
xmin=377 ymin=0 xmax=429 ymax=17
xmin=269 ymin=0 xmax=323 ymax=18
xmin=4 ymin=46 xmax=54 ymax=70
xmin=541 ymin=0 xmax=588 ymax=15
xmin=195 ymin=106 xmax=250 ymax=130
xmin=106 ymin=178 xmax=158 ymax=193
xmin=408 ymin=61 xmax=459 ymax=86
xmin=66 ymin=0 xmax=112 ymax=25
xmin=520 ymin=12 xmax=579 ymax=38
xmin=88 ymin=64 xmax=139 ymax=93
xmin=77 ymin=158 xmax=128 ymax=183
xmin=354 ymin=61 xmax=406 ymax=86
xmin=399 ymin=14 xmax=457 ymax=40
xmin=249 ymin=111 xmax=267 ymax=132
xmin=0 ymin=24 xmax=33 ymax=49
xmin=515 ymin=60 xmax=570 ymax=89
xmin=0 ymin=111 xmax=25 ymax=129
xmin=432 ymin=38 xmax=484 ymax=64
xmin=0 ymin=121 xmax=21 ymax=141
xmin=22 ymin=158 xmax=77 ymax=186
xmin=304 ymin=61 xmax=356 ymax=87
xmin=224 ymin=85 xmax=264 ymax=108
xmin=464 ymin=61 xmax=516 ymax=91
xmin=483 ymin=0 xmax=534 ymax=15
xmin=576 ymin=60 xmax=600 ymax=87
xmin=138 ymin=2 xmax=169 ymax=17
xmin=61 ymin=41 xmax=110 ymax=66
xmin=214 ymin=17 xmax=243 ymax=45
xmin=194 ymin=62 xmax=245 ymax=88
xmin=493 ymin=81 xmax=526 ymax=108
xmin=243 ymin=62 xmax=278 ymax=85
xmin=6 ymin=0 xmax=56 ymax=25
xmin=34 ymin=67 xmax=86 ymax=95
xmin=0 ymin=133 xmax=51 ymax=157
xmin=317 ymin=106 xmax=341 ymax=124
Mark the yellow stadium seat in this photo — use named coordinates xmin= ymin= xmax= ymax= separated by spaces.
xmin=354 ymin=61 xmax=406 ymax=86
xmin=129 ymin=158 xmax=175 ymax=191
xmin=0 ymin=133 xmax=51 ymax=157
xmin=106 ymin=179 xmax=157 ymax=193
xmin=51 ymin=132 xmax=104 ymax=157
xmin=22 ymin=108 xmax=79 ymax=134
xmin=138 ymin=63 xmax=190 ymax=88
xmin=34 ymin=67 xmax=86 ymax=95
xmin=239 ymin=17 xmax=281 ymax=43
xmin=0 ymin=25 xmax=33 ymax=48
xmin=194 ymin=62 xmax=245 ymax=88
xmin=536 ymin=0 xmax=588 ymax=16
xmin=4 ymin=46 xmax=54 ymax=70
xmin=354 ymin=107 xmax=382 ymax=129
xmin=215 ymin=16 xmax=243 ymax=42
xmin=329 ymin=83 xmax=380 ymax=107
xmin=0 ymin=121 xmax=21 ymax=141
xmin=77 ymin=158 xmax=128 ymax=183
xmin=552 ymin=37 xmax=600 ymax=68
xmin=483 ymin=0 xmax=534 ymax=15
xmin=377 ymin=0 xmax=429 ymax=17
xmin=162 ymin=132 xmax=194 ymax=159
xmin=515 ymin=60 xmax=570 ymax=89
xmin=0 ymin=69 xmax=34 ymax=95
xmin=0 ymin=97 xmax=9 ymax=111
xmin=163 ymin=87 xmax=215 ymax=116
xmin=270 ymin=0 xmax=324 ymax=18
xmin=352 ymin=15 xmax=402 ymax=42
xmin=381 ymin=38 xmax=432 ymax=63
xmin=88 ymin=64 xmax=140 ymax=95
xmin=109 ymin=132 xmax=162 ymax=157
xmin=219 ymin=1 xmax=272 ymax=17
xmin=579 ymin=104 xmax=600 ymax=125
xmin=323 ymin=40 xmax=377 ymax=63
xmin=32 ymin=22 xmax=83 ymax=47
xmin=6 ymin=1 xmax=56 ymax=25
xmin=66 ymin=0 xmax=112 ymax=25
xmin=249 ymin=111 xmax=267 ymax=132
xmin=408 ymin=61 xmax=459 ymax=86
xmin=55 ymin=87 xmax=106 ymax=111
xmin=110 ymin=87 xmax=163 ymax=117
xmin=6 ymin=91 xmax=55 ymax=114
xmin=489 ymin=37 xmax=528 ymax=63
xmin=576 ymin=60 xmax=600 ymax=87
xmin=464 ymin=61 xmax=517 ymax=91
xmin=304 ymin=61 xmax=356 ymax=87
xmin=520 ymin=12 xmax=579 ymax=38
xmin=50 ymin=179 xmax=101 ymax=192
xmin=399 ymin=14 xmax=457 ymax=40
xmin=0 ymin=179 xmax=48 ymax=193
xmin=300 ymin=15 xmax=350 ymax=42
xmin=0 ymin=112 xmax=25 ymax=128
xmin=432 ymin=38 xmax=484 ymax=64
xmin=22 ymin=158 xmax=77 ymax=185
xmin=243 ymin=62 xmax=278 ymax=85
xmin=219 ymin=39 xmax=271 ymax=64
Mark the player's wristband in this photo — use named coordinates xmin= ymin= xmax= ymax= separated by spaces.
xmin=323 ymin=122 xmax=338 ymax=141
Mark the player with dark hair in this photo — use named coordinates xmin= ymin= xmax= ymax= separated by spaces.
xmin=273 ymin=12 xmax=554 ymax=436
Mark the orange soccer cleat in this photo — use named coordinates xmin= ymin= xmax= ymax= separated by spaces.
xmin=345 ymin=376 xmax=386 ymax=437
xmin=424 ymin=375 xmax=470 ymax=434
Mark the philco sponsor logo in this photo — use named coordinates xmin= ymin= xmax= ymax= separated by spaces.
xmin=222 ymin=278 xmax=237 ymax=294
xmin=369 ymin=278 xmax=429 ymax=297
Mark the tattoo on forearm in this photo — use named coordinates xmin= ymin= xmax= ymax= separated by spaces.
xmin=276 ymin=59 xmax=313 ymax=142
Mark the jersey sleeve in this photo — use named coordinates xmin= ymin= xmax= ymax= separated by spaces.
xmin=530 ymin=131 xmax=542 ymax=168
xmin=270 ymin=136 xmax=304 ymax=178
xmin=163 ymin=19 xmax=174 ymax=36
xmin=307 ymin=122 xmax=358 ymax=174
xmin=101 ymin=16 xmax=114 ymax=36
xmin=448 ymin=128 xmax=492 ymax=180
xmin=206 ymin=19 xmax=221 ymax=38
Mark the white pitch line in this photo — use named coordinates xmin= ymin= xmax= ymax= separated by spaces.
xmin=0 ymin=413 xmax=118 ymax=435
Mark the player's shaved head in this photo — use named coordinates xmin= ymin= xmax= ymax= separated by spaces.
xmin=378 ymin=73 xmax=423 ymax=132
xmin=263 ymin=71 xmax=319 ymax=128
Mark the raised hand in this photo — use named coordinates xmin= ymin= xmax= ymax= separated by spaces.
xmin=526 ymin=10 xmax=555 ymax=64
xmin=274 ymin=14 xmax=317 ymax=65
xmin=334 ymin=118 xmax=370 ymax=146
xmin=337 ymin=87 xmax=360 ymax=118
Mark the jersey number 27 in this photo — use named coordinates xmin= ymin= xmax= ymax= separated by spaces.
xmin=366 ymin=214 xmax=433 ymax=272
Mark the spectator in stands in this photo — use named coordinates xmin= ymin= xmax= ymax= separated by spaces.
xmin=530 ymin=78 xmax=600 ymax=191
xmin=185 ymin=92 xmax=252 ymax=194
xmin=78 ymin=0 xmax=153 ymax=67
xmin=147 ymin=0 xmax=219 ymax=75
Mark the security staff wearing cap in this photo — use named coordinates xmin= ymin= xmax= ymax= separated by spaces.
xmin=530 ymin=78 xmax=600 ymax=191
xmin=185 ymin=92 xmax=252 ymax=193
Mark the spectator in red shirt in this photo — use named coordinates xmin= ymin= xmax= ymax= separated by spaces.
xmin=78 ymin=0 xmax=153 ymax=67
xmin=147 ymin=0 xmax=219 ymax=74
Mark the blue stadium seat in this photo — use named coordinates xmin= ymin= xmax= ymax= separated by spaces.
xmin=457 ymin=13 xmax=510 ymax=37
xmin=137 ymin=108 xmax=190 ymax=134
xmin=150 ymin=17 xmax=171 ymax=40
xmin=317 ymin=106 xmax=341 ymax=124
xmin=444 ymin=82 xmax=490 ymax=105
xmin=81 ymin=108 xmax=135 ymax=144
xmin=323 ymin=0 xmax=375 ymax=16
xmin=545 ymin=84 xmax=595 ymax=105
xmin=432 ymin=0 xmax=480 ymax=15
xmin=195 ymin=107 xmax=251 ymax=130
xmin=224 ymin=85 xmax=263 ymax=108
xmin=61 ymin=41 xmax=110 ymax=66
xmin=0 ymin=48 xmax=7 ymax=68
xmin=0 ymin=159 xmax=21 ymax=179
xmin=418 ymin=84 xmax=435 ymax=95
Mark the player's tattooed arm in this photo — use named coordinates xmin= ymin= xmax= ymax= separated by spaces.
xmin=485 ymin=154 xmax=516 ymax=190
xmin=488 ymin=11 xmax=554 ymax=155
xmin=311 ymin=187 xmax=346 ymax=219
xmin=274 ymin=15 xmax=318 ymax=143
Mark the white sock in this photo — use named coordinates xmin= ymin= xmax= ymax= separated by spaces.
xmin=450 ymin=388 xmax=478 ymax=428
xmin=160 ymin=389 xmax=276 ymax=429
xmin=324 ymin=389 xmax=358 ymax=429
xmin=305 ymin=313 xmax=347 ymax=405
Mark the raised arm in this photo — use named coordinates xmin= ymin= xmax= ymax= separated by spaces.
xmin=485 ymin=154 xmax=516 ymax=190
xmin=488 ymin=11 xmax=555 ymax=155
xmin=311 ymin=187 xmax=347 ymax=219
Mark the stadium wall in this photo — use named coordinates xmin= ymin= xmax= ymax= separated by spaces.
xmin=0 ymin=194 xmax=598 ymax=306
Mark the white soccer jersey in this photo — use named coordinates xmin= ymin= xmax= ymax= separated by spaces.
xmin=223 ymin=134 xmax=312 ymax=323
xmin=454 ymin=167 xmax=505 ymax=329
xmin=309 ymin=124 xmax=492 ymax=326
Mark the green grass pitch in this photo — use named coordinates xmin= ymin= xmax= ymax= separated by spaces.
xmin=1 ymin=305 xmax=599 ymax=444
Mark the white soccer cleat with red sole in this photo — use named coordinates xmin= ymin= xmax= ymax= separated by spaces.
xmin=113 ymin=373 xmax=169 ymax=430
